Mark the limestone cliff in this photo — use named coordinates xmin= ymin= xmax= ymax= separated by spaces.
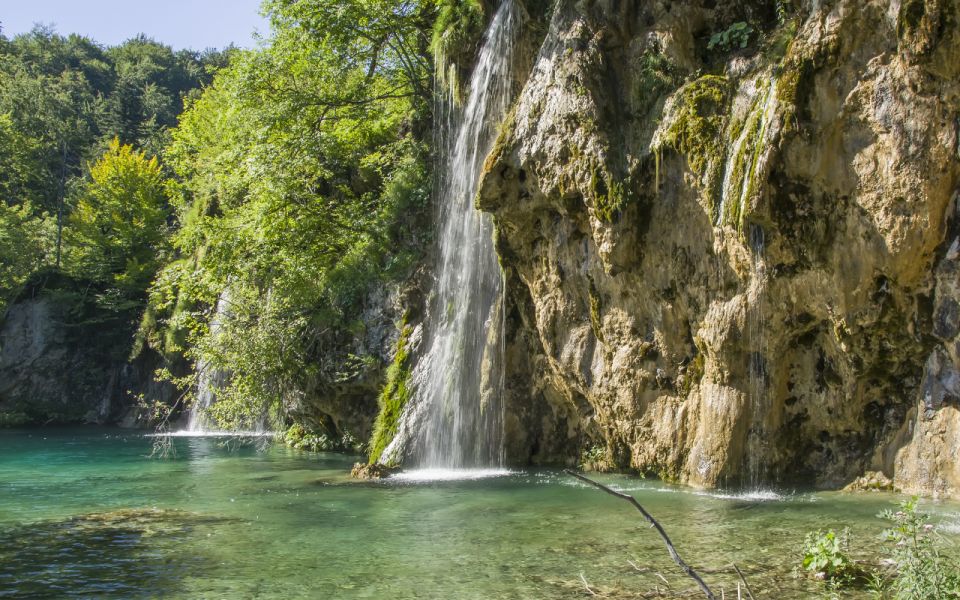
xmin=0 ymin=278 xmax=174 ymax=427
xmin=478 ymin=0 xmax=960 ymax=495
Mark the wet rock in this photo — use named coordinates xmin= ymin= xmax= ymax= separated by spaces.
xmin=474 ymin=0 xmax=960 ymax=496
xmin=843 ymin=471 xmax=897 ymax=492
xmin=351 ymin=462 xmax=400 ymax=480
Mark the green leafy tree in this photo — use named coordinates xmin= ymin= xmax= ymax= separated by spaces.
xmin=149 ymin=0 xmax=436 ymax=430
xmin=0 ymin=203 xmax=54 ymax=314
xmin=67 ymin=138 xmax=169 ymax=293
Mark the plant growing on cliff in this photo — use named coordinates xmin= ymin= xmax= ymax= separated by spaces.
xmin=708 ymin=22 xmax=754 ymax=52
xmin=654 ymin=75 xmax=728 ymax=216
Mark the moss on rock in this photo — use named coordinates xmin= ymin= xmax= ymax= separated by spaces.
xmin=655 ymin=75 xmax=729 ymax=215
xmin=367 ymin=323 xmax=414 ymax=464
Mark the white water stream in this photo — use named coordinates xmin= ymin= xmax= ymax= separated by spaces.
xmin=408 ymin=0 xmax=521 ymax=469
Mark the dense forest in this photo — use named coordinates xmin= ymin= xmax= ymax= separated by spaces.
xmin=0 ymin=0 xmax=470 ymax=433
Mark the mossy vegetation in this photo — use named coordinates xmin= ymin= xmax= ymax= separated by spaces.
xmin=367 ymin=323 xmax=414 ymax=464
xmin=655 ymin=75 xmax=729 ymax=217
xmin=432 ymin=0 xmax=487 ymax=100
xmin=589 ymin=160 xmax=637 ymax=223
xmin=720 ymin=77 xmax=776 ymax=232
xmin=680 ymin=351 xmax=705 ymax=397
xmin=587 ymin=279 xmax=604 ymax=343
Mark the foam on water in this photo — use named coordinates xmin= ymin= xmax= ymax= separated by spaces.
xmin=390 ymin=468 xmax=515 ymax=482
xmin=147 ymin=431 xmax=275 ymax=438
xmin=700 ymin=489 xmax=786 ymax=502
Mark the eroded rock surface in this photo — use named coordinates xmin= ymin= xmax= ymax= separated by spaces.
xmin=477 ymin=0 xmax=960 ymax=495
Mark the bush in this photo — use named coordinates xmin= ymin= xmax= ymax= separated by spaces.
xmin=708 ymin=22 xmax=754 ymax=52
xmin=877 ymin=497 xmax=960 ymax=599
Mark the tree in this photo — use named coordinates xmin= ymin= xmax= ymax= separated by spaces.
xmin=67 ymin=138 xmax=169 ymax=293
xmin=0 ymin=202 xmax=54 ymax=314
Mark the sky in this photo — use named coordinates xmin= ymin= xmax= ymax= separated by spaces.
xmin=1 ymin=0 xmax=269 ymax=50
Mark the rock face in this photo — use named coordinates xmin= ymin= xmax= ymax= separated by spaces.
xmin=477 ymin=0 xmax=960 ymax=495
xmin=0 ymin=295 xmax=172 ymax=426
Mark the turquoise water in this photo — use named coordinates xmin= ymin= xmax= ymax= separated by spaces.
xmin=1 ymin=428 xmax=959 ymax=598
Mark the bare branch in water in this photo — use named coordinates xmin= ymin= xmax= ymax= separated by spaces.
xmin=732 ymin=565 xmax=755 ymax=600
xmin=579 ymin=572 xmax=599 ymax=596
xmin=564 ymin=469 xmax=716 ymax=600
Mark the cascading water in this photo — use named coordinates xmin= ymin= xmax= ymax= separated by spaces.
xmin=745 ymin=224 xmax=768 ymax=488
xmin=409 ymin=0 xmax=521 ymax=469
xmin=186 ymin=290 xmax=231 ymax=433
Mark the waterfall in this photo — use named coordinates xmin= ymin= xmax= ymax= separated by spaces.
xmin=409 ymin=0 xmax=520 ymax=469
xmin=186 ymin=289 xmax=231 ymax=433
xmin=745 ymin=224 xmax=768 ymax=488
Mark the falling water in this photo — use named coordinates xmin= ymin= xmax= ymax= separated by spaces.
xmin=745 ymin=224 xmax=768 ymax=488
xmin=410 ymin=0 xmax=521 ymax=469
xmin=186 ymin=290 xmax=231 ymax=433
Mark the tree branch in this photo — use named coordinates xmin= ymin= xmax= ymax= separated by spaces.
xmin=564 ymin=469 xmax=716 ymax=600
xmin=732 ymin=564 xmax=755 ymax=600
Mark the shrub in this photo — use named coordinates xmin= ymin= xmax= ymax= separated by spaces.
xmin=878 ymin=497 xmax=960 ymax=599
xmin=708 ymin=22 xmax=754 ymax=52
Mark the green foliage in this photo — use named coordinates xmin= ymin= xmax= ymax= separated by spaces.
xmin=634 ymin=49 xmax=683 ymax=113
xmin=66 ymin=138 xmax=170 ymax=292
xmin=708 ymin=22 xmax=754 ymax=52
xmin=0 ymin=26 xmax=220 ymax=330
xmin=150 ymin=1 xmax=435 ymax=431
xmin=283 ymin=422 xmax=361 ymax=453
xmin=0 ymin=411 xmax=30 ymax=427
xmin=579 ymin=444 xmax=612 ymax=471
xmin=368 ymin=325 xmax=414 ymax=465
xmin=802 ymin=528 xmax=858 ymax=585
xmin=0 ymin=202 xmax=54 ymax=314
xmin=432 ymin=0 xmax=485 ymax=97
xmin=802 ymin=499 xmax=960 ymax=598
xmin=877 ymin=497 xmax=960 ymax=599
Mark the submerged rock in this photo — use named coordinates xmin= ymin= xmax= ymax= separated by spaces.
xmin=351 ymin=462 xmax=400 ymax=480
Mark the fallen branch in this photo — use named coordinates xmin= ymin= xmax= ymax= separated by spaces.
xmin=564 ymin=469 xmax=716 ymax=600
xmin=580 ymin=572 xmax=599 ymax=596
xmin=732 ymin=565 xmax=755 ymax=600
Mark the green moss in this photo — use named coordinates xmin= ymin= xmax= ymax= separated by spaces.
xmin=589 ymin=160 xmax=637 ymax=223
xmin=679 ymin=351 xmax=705 ymax=397
xmin=656 ymin=75 xmax=729 ymax=215
xmin=367 ymin=323 xmax=414 ymax=465
xmin=481 ymin=103 xmax=518 ymax=180
xmin=588 ymin=280 xmax=604 ymax=343
xmin=899 ymin=0 xmax=927 ymax=35
xmin=432 ymin=0 xmax=486 ymax=100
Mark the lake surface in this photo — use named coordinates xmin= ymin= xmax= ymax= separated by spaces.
xmin=1 ymin=428 xmax=958 ymax=598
